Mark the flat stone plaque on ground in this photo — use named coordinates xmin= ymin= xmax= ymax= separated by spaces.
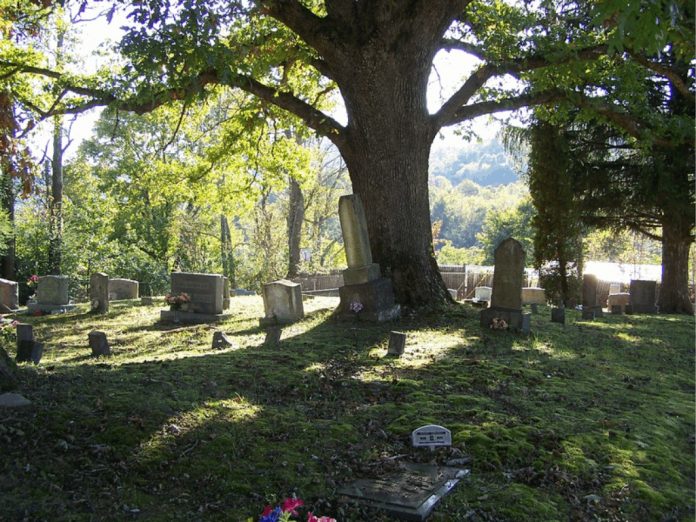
xmin=338 ymin=463 xmax=469 ymax=521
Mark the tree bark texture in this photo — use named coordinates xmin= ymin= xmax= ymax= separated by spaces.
xmin=0 ymin=173 xmax=15 ymax=280
xmin=330 ymin=26 xmax=452 ymax=307
xmin=220 ymin=214 xmax=236 ymax=287
xmin=658 ymin=216 xmax=694 ymax=314
xmin=286 ymin=176 xmax=304 ymax=279
xmin=47 ymin=114 xmax=63 ymax=275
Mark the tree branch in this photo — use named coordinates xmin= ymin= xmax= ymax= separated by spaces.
xmin=432 ymin=45 xmax=607 ymax=130
xmin=259 ymin=0 xmax=334 ymax=58
xmin=441 ymin=90 xmax=564 ymax=126
xmin=439 ymin=38 xmax=486 ymax=60
xmin=627 ymin=51 xmax=691 ymax=99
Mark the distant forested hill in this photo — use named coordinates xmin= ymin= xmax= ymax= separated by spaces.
xmin=429 ymin=135 xmax=519 ymax=186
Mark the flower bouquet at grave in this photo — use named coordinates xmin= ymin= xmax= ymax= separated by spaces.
xmin=249 ymin=498 xmax=336 ymax=522
xmin=164 ymin=292 xmax=191 ymax=310
xmin=26 ymin=275 xmax=39 ymax=292
xmin=349 ymin=299 xmax=363 ymax=320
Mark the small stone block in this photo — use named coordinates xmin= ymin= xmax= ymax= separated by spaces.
xmin=16 ymin=340 xmax=42 ymax=364
xmin=625 ymin=305 xmax=633 ymax=314
xmin=551 ymin=308 xmax=565 ymax=324
xmin=387 ymin=331 xmax=406 ymax=356
xmin=611 ymin=305 xmax=623 ymax=315
xmin=141 ymin=296 xmax=153 ymax=305
xmin=88 ymin=331 xmax=110 ymax=356
xmin=530 ymin=303 xmax=538 ymax=314
xmin=16 ymin=323 xmax=33 ymax=346
xmin=264 ymin=327 xmax=282 ymax=346
xmin=212 ymin=331 xmax=234 ymax=349
xmin=521 ymin=313 xmax=531 ymax=334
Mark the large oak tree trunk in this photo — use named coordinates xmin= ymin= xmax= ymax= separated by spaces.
xmin=0 ymin=173 xmax=15 ymax=280
xmin=334 ymin=40 xmax=451 ymax=307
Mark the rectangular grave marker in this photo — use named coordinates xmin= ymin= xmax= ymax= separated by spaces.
xmin=412 ymin=424 xmax=452 ymax=448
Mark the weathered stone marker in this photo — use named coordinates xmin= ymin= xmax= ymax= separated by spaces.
xmin=0 ymin=278 xmax=18 ymax=311
xmin=551 ymin=307 xmax=565 ymax=324
xmin=15 ymin=323 xmax=42 ymax=364
xmin=88 ymin=331 xmax=110 ymax=356
xmin=260 ymin=279 xmax=304 ymax=326
xmin=108 ymin=278 xmax=139 ymax=300
xmin=90 ymin=272 xmax=109 ymax=313
xmin=582 ymin=274 xmax=603 ymax=319
xmin=336 ymin=195 xmax=400 ymax=322
xmin=629 ymin=279 xmax=658 ymax=313
xmin=141 ymin=296 xmax=153 ymax=306
xmin=474 ymin=286 xmax=492 ymax=303
xmin=28 ymin=275 xmax=76 ymax=314
xmin=522 ymin=287 xmax=546 ymax=305
xmin=611 ymin=305 xmax=623 ymax=315
xmin=480 ymin=238 xmax=530 ymax=332
xmin=607 ymin=292 xmax=630 ymax=313
xmin=387 ymin=331 xmax=406 ymax=356
xmin=222 ymin=277 xmax=231 ymax=310
xmin=211 ymin=331 xmax=234 ymax=349
xmin=160 ymin=272 xmax=231 ymax=324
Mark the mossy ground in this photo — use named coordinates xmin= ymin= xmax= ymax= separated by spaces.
xmin=0 ymin=297 xmax=693 ymax=521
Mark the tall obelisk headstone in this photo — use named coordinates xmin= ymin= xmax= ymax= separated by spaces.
xmin=480 ymin=238 xmax=529 ymax=332
xmin=336 ymin=195 xmax=400 ymax=322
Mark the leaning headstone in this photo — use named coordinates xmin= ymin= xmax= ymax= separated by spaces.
xmin=480 ymin=238 xmax=529 ymax=331
xmin=90 ymin=272 xmax=109 ymax=313
xmin=582 ymin=274 xmax=603 ymax=319
xmin=387 ymin=331 xmax=407 ymax=356
xmin=0 ymin=278 xmax=19 ymax=311
xmin=211 ymin=331 xmax=235 ymax=349
xmin=336 ymin=195 xmax=400 ymax=322
xmin=629 ymin=280 xmax=658 ymax=313
xmin=551 ymin=307 xmax=565 ymax=324
xmin=88 ymin=331 xmax=110 ymax=356
xmin=447 ymin=288 xmax=457 ymax=300
xmin=160 ymin=272 xmax=231 ymax=324
xmin=260 ymin=279 xmax=304 ymax=325
xmin=108 ymin=278 xmax=139 ymax=300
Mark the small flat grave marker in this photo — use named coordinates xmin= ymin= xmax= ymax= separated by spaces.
xmin=338 ymin=462 xmax=468 ymax=521
xmin=89 ymin=331 xmax=111 ymax=357
xmin=412 ymin=424 xmax=452 ymax=448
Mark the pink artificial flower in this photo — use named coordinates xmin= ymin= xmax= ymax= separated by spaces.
xmin=261 ymin=505 xmax=274 ymax=516
xmin=281 ymin=497 xmax=304 ymax=515
xmin=307 ymin=513 xmax=336 ymax=522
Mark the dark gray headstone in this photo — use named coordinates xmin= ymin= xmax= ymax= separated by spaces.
xmin=521 ymin=313 xmax=531 ymax=334
xmin=170 ymin=272 xmax=224 ymax=315
xmin=551 ymin=307 xmax=565 ymax=324
xmin=611 ymin=305 xmax=623 ymax=315
xmin=0 ymin=278 xmax=18 ymax=310
xmin=16 ymin=340 xmax=43 ymax=364
xmin=141 ymin=296 xmax=153 ymax=306
xmin=629 ymin=280 xmax=658 ymax=313
xmin=480 ymin=238 xmax=526 ymax=331
xmin=582 ymin=274 xmax=598 ymax=308
xmin=581 ymin=308 xmax=595 ymax=320
xmin=212 ymin=331 xmax=234 ymax=349
xmin=90 ymin=272 xmax=109 ymax=313
xmin=388 ymin=331 xmax=406 ymax=356
xmin=88 ymin=331 xmax=110 ymax=356
xmin=530 ymin=303 xmax=538 ymax=314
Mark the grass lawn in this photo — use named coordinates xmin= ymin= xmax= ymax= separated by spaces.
xmin=1 ymin=296 xmax=693 ymax=521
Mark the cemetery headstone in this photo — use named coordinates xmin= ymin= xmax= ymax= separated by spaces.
xmin=629 ymin=279 xmax=658 ymax=313
xmin=15 ymin=323 xmax=42 ymax=364
xmin=336 ymin=195 xmax=400 ymax=322
xmin=0 ymin=346 xmax=18 ymax=391
xmin=0 ymin=392 xmax=31 ymax=408
xmin=607 ymin=292 xmax=630 ymax=313
xmin=212 ymin=331 xmax=235 ymax=349
xmin=582 ymin=274 xmax=603 ymax=319
xmin=108 ymin=278 xmax=139 ymax=300
xmin=0 ymin=278 xmax=18 ymax=311
xmin=88 ymin=331 xmax=110 ymax=356
xmin=473 ymin=286 xmax=492 ymax=304
xmin=260 ymin=279 xmax=304 ymax=326
xmin=412 ymin=424 xmax=452 ymax=448
xmin=611 ymin=305 xmax=623 ymax=315
xmin=160 ymin=272 xmax=231 ymax=324
xmin=90 ymin=272 xmax=109 ymax=313
xmin=609 ymin=282 xmax=621 ymax=294
xmin=141 ymin=296 xmax=153 ymax=306
xmin=480 ymin=238 xmax=530 ymax=331
xmin=27 ymin=275 xmax=76 ymax=314
xmin=522 ymin=287 xmax=546 ymax=305
xmin=551 ymin=307 xmax=565 ymax=324
xmin=387 ymin=331 xmax=406 ymax=356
